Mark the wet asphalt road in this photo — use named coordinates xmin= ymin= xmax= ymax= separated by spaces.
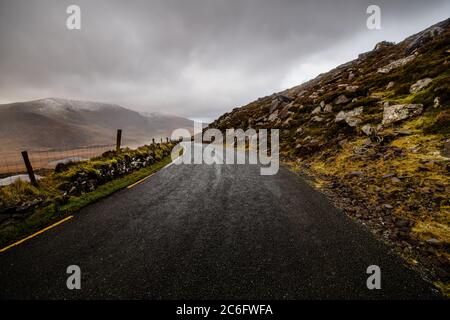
xmin=0 ymin=143 xmax=439 ymax=299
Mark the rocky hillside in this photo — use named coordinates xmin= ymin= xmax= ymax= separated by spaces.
xmin=209 ymin=19 xmax=450 ymax=294
xmin=0 ymin=98 xmax=194 ymax=153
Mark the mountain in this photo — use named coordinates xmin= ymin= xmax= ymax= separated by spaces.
xmin=139 ymin=111 xmax=202 ymax=135
xmin=208 ymin=19 xmax=450 ymax=293
xmin=0 ymin=98 xmax=194 ymax=153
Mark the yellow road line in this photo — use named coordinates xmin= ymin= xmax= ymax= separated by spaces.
xmin=0 ymin=215 xmax=74 ymax=253
xmin=127 ymin=173 xmax=155 ymax=189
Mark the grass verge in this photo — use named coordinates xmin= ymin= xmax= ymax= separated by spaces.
xmin=0 ymin=155 xmax=173 ymax=249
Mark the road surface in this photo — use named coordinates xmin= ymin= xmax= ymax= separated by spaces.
xmin=0 ymin=143 xmax=439 ymax=299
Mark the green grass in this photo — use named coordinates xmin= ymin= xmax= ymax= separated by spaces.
xmin=0 ymin=155 xmax=173 ymax=248
xmin=0 ymin=180 xmax=43 ymax=208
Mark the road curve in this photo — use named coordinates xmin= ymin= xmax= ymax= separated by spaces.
xmin=0 ymin=143 xmax=439 ymax=299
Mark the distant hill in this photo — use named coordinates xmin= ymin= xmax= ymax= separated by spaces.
xmin=0 ymin=98 xmax=194 ymax=153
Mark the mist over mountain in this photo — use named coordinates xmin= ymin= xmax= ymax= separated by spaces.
xmin=0 ymin=98 xmax=194 ymax=153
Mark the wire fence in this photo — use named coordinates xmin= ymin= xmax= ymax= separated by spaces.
xmin=0 ymin=127 xmax=177 ymax=187
xmin=0 ymin=145 xmax=115 ymax=187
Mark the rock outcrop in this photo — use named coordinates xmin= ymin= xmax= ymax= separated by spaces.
xmin=335 ymin=107 xmax=364 ymax=127
xmin=410 ymin=78 xmax=433 ymax=93
xmin=382 ymin=104 xmax=424 ymax=125
xmin=377 ymin=54 xmax=416 ymax=74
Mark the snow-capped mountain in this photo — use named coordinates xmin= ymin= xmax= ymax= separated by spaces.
xmin=0 ymin=98 xmax=194 ymax=153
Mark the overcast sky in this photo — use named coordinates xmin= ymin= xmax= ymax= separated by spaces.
xmin=0 ymin=0 xmax=449 ymax=122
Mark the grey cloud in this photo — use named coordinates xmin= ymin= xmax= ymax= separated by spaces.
xmin=0 ymin=0 xmax=449 ymax=121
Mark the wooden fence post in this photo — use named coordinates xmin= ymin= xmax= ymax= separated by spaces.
xmin=21 ymin=151 xmax=38 ymax=187
xmin=116 ymin=129 xmax=122 ymax=152
xmin=166 ymin=137 xmax=169 ymax=143
xmin=152 ymin=138 xmax=155 ymax=145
